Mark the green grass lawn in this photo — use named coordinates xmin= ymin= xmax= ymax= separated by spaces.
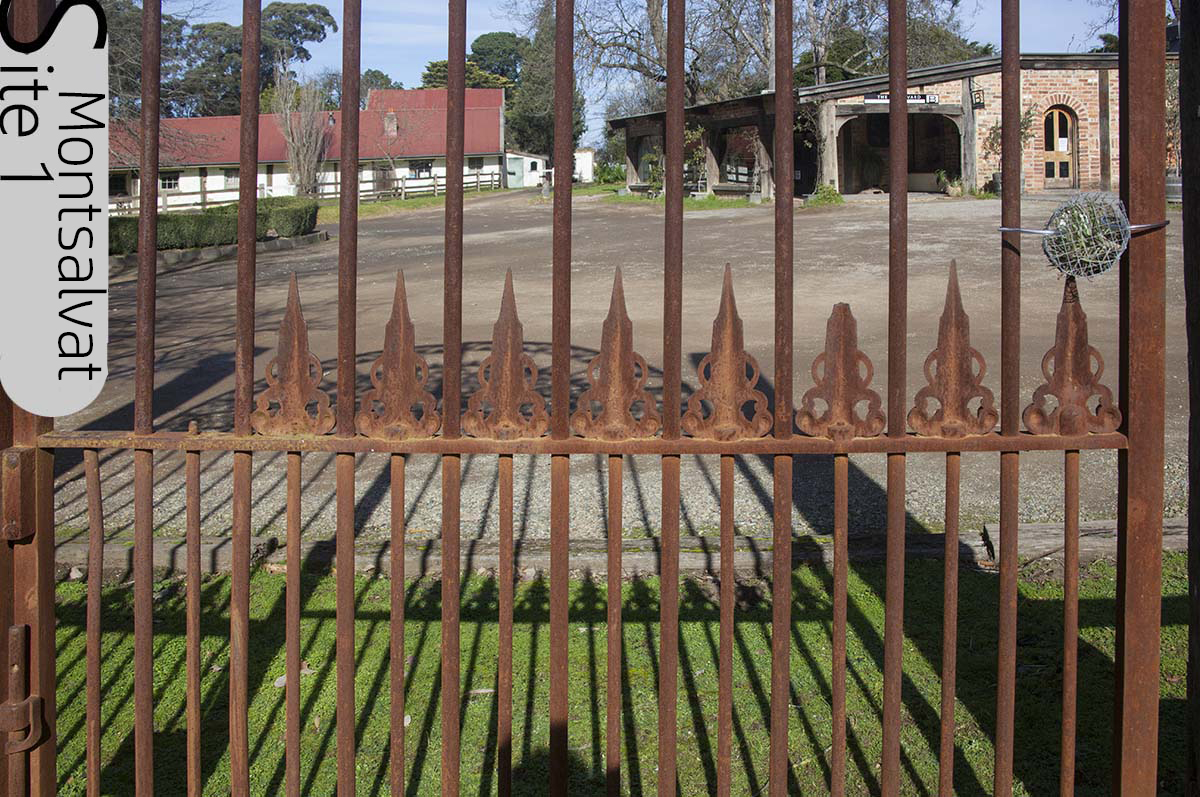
xmin=54 ymin=553 xmax=1187 ymax=796
xmin=316 ymin=187 xmax=505 ymax=225
xmin=601 ymin=192 xmax=764 ymax=211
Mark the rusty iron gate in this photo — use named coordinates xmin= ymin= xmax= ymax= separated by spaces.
xmin=0 ymin=0 xmax=1171 ymax=791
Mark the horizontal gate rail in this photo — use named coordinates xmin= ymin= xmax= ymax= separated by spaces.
xmin=38 ymin=430 xmax=1129 ymax=454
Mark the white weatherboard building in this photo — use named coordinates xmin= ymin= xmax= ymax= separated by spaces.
xmin=109 ymin=88 xmax=508 ymax=212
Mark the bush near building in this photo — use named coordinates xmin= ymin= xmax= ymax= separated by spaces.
xmin=109 ymin=197 xmax=319 ymax=255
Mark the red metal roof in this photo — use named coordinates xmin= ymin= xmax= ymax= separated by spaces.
xmin=111 ymin=88 xmax=504 ymax=168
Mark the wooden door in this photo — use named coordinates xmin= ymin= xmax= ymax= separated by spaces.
xmin=1043 ymin=108 xmax=1076 ymax=188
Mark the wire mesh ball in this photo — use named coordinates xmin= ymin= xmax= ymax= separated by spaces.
xmin=1040 ymin=192 xmax=1131 ymax=279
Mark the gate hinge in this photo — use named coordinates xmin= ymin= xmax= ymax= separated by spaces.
xmin=1 ymin=447 xmax=35 ymax=541
xmin=1 ymin=625 xmax=45 ymax=755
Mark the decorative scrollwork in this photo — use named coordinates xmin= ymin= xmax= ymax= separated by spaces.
xmin=796 ymin=303 xmax=885 ymax=441
xmin=463 ymin=270 xmax=550 ymax=439
xmin=1022 ymin=276 xmax=1121 ymax=435
xmin=907 ymin=261 xmax=998 ymax=437
xmin=355 ymin=272 xmax=440 ymax=438
xmin=571 ymin=269 xmax=661 ymax=439
xmin=680 ymin=264 xmax=771 ymax=440
xmin=251 ymin=274 xmax=336 ymax=436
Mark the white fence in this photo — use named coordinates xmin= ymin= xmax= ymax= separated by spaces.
xmin=110 ymin=171 xmax=503 ymax=215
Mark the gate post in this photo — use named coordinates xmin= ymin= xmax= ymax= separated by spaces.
xmin=0 ymin=399 xmax=54 ymax=797
xmin=1114 ymin=0 xmax=1167 ymax=790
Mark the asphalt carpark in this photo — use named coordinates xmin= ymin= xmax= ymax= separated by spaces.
xmin=55 ymin=189 xmax=1187 ymax=551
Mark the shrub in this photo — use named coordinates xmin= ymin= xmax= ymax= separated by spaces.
xmin=107 ymin=196 xmax=317 ymax=256
xmin=157 ymin=212 xmax=239 ymax=250
xmin=205 ymin=202 xmax=270 ymax=240
xmin=109 ymin=211 xmax=239 ymax=254
xmin=595 ymin=161 xmax=625 ymax=184
xmin=805 ymin=183 xmax=845 ymax=208
xmin=269 ymin=199 xmax=318 ymax=237
xmin=109 ymin=217 xmax=140 ymax=255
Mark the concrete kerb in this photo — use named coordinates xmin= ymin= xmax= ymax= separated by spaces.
xmin=109 ymin=230 xmax=331 ymax=278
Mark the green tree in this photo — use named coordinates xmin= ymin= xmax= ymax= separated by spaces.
xmin=506 ymin=0 xmax=585 ymax=160
xmin=103 ymin=0 xmax=190 ymax=121
xmin=469 ymin=32 xmax=527 ymax=82
xmin=1091 ymin=33 xmax=1120 ymax=52
xmin=175 ymin=2 xmax=337 ymax=116
xmin=420 ymin=60 xmax=514 ymax=89
xmin=363 ymin=68 xmax=401 ymax=94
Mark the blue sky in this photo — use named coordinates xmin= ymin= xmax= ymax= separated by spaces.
xmin=194 ymin=0 xmax=1117 ymax=143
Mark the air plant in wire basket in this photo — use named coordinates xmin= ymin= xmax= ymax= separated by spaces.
xmin=999 ymin=192 xmax=1168 ymax=435
xmin=1001 ymin=191 xmax=1166 ymax=279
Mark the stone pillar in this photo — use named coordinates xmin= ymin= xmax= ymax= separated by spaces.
xmin=702 ymin=127 xmax=720 ymax=195
xmin=199 ymin=166 xmax=207 ymax=208
xmin=755 ymin=123 xmax=774 ymax=200
xmin=961 ymin=78 xmax=978 ymax=191
xmin=818 ymin=100 xmax=839 ymax=191
xmin=625 ymin=133 xmax=639 ymax=187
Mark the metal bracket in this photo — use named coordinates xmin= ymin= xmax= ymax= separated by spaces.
xmin=1 ymin=447 xmax=34 ymax=541
xmin=999 ymin=219 xmax=1169 ymax=236
xmin=1 ymin=625 xmax=45 ymax=755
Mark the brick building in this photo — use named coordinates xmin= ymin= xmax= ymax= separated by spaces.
xmin=607 ymin=52 xmax=1174 ymax=197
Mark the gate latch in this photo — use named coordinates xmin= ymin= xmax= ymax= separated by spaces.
xmin=1 ymin=625 xmax=44 ymax=755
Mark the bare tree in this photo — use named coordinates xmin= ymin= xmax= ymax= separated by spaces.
xmin=272 ymin=60 xmax=333 ymax=196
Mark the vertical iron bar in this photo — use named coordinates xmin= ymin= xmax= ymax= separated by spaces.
xmin=441 ymin=0 xmax=466 ymax=789
xmin=229 ymin=450 xmax=251 ymax=795
xmin=186 ymin=445 xmax=202 ymax=797
xmin=1060 ymin=450 xmax=1079 ymax=795
xmin=995 ymin=0 xmax=1021 ymax=789
xmin=440 ymin=454 xmax=462 ymax=797
xmin=498 ymin=455 xmax=514 ymax=797
xmin=133 ymin=0 xmax=161 ymax=790
xmin=769 ymin=0 xmax=795 ymax=791
xmin=1182 ymin=0 xmax=1200 ymax=787
xmin=658 ymin=454 xmax=681 ymax=797
xmin=85 ymin=450 xmax=103 ymax=797
xmin=549 ymin=452 xmax=571 ymax=794
xmin=938 ymin=452 xmax=960 ymax=797
xmin=881 ymin=0 xmax=907 ymax=790
xmin=995 ymin=452 xmax=1019 ymax=795
xmin=717 ymin=454 xmax=734 ymax=797
xmin=336 ymin=2 xmax=363 ymax=793
xmin=605 ymin=454 xmax=622 ymax=797
xmin=390 ymin=455 xmax=407 ymax=796
xmin=1114 ymin=0 xmax=1166 ymax=786
xmin=658 ymin=0 xmax=684 ymax=786
xmin=230 ymin=0 xmax=261 ymax=789
xmin=133 ymin=449 xmax=155 ymax=796
xmin=831 ymin=453 xmax=848 ymax=797
xmin=549 ymin=0 xmax=575 ymax=784
xmin=336 ymin=453 xmax=357 ymax=796
xmin=287 ymin=452 xmax=302 ymax=797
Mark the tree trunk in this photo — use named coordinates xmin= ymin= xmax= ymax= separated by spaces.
xmin=814 ymin=57 xmax=839 ymax=192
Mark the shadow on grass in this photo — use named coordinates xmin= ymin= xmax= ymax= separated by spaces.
xmin=52 ymin=555 xmax=1189 ymax=796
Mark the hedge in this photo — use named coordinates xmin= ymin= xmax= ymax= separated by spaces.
xmin=109 ymin=197 xmax=319 ymax=256
xmin=269 ymin=199 xmax=318 ymax=238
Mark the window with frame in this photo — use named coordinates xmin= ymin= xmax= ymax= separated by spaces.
xmin=409 ymin=159 xmax=433 ymax=179
xmin=108 ymin=172 xmax=129 ymax=197
xmin=529 ymin=161 xmax=539 ymax=172
xmin=468 ymin=156 xmax=484 ymax=171
xmin=223 ymin=168 xmax=239 ymax=188
xmin=159 ymin=171 xmax=181 ymax=191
